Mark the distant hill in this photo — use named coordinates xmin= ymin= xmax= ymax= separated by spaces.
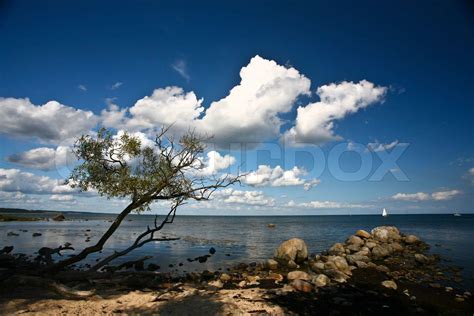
xmin=0 ymin=207 xmax=60 ymax=214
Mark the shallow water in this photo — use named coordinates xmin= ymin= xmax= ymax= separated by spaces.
xmin=1 ymin=214 xmax=473 ymax=289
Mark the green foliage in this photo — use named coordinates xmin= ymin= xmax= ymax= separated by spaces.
xmin=68 ymin=128 xmax=208 ymax=212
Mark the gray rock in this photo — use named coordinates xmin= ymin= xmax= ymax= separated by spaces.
xmin=274 ymin=238 xmax=308 ymax=264
xmin=371 ymin=226 xmax=401 ymax=242
xmin=365 ymin=241 xmax=377 ymax=249
xmin=372 ymin=244 xmax=391 ymax=258
xmin=346 ymin=244 xmax=361 ymax=252
xmin=346 ymin=254 xmax=370 ymax=265
xmin=389 ymin=242 xmax=404 ymax=252
xmin=287 ymin=270 xmax=311 ymax=281
xmin=326 ymin=256 xmax=351 ymax=275
xmin=310 ymin=261 xmax=325 ymax=272
xmin=355 ymin=261 xmax=369 ymax=268
xmin=414 ymin=253 xmax=430 ymax=264
xmin=325 ymin=269 xmax=349 ymax=283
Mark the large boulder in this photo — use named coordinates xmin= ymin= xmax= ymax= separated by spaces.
xmin=326 ymin=256 xmax=351 ymax=275
xmin=346 ymin=235 xmax=364 ymax=246
xmin=274 ymin=238 xmax=308 ymax=264
xmin=52 ymin=213 xmax=66 ymax=221
xmin=371 ymin=226 xmax=401 ymax=242
xmin=405 ymin=234 xmax=420 ymax=244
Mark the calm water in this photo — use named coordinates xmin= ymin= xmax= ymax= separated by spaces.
xmin=1 ymin=214 xmax=473 ymax=288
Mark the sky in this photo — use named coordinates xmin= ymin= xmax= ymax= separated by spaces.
xmin=0 ymin=0 xmax=473 ymax=215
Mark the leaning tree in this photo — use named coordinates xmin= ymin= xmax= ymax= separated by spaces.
xmin=47 ymin=127 xmax=239 ymax=272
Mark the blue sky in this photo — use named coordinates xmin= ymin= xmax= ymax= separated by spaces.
xmin=0 ymin=1 xmax=472 ymax=215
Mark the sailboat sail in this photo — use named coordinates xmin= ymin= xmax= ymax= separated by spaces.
xmin=382 ymin=208 xmax=388 ymax=217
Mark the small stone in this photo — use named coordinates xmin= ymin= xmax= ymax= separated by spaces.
xmin=32 ymin=233 xmax=42 ymax=237
xmin=355 ymin=229 xmax=371 ymax=239
xmin=147 ymin=263 xmax=160 ymax=271
xmin=268 ymin=273 xmax=284 ymax=282
xmin=219 ymin=273 xmax=231 ymax=282
xmin=287 ymin=270 xmax=311 ymax=281
xmin=325 ymin=269 xmax=349 ymax=283
xmin=346 ymin=244 xmax=361 ymax=252
xmin=266 ymin=259 xmax=278 ymax=270
xmin=238 ymin=280 xmax=247 ymax=288
xmin=372 ymin=245 xmax=391 ymax=258
xmin=355 ymin=261 xmax=368 ymax=268
xmin=445 ymin=286 xmax=453 ymax=292
xmin=312 ymin=274 xmax=330 ymax=287
xmin=455 ymin=297 xmax=465 ymax=302
xmin=287 ymin=260 xmax=298 ymax=269
xmin=365 ymin=241 xmax=377 ymax=249
xmin=463 ymin=291 xmax=471 ymax=297
xmin=310 ymin=261 xmax=325 ymax=272
xmin=376 ymin=265 xmax=390 ymax=273
xmin=381 ymin=280 xmax=397 ymax=290
xmin=209 ymin=247 xmax=216 ymax=255
xmin=208 ymin=280 xmax=223 ymax=288
xmin=328 ymin=243 xmax=346 ymax=255
xmin=290 ymin=279 xmax=313 ymax=292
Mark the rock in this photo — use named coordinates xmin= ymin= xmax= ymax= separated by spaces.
xmin=147 ymin=263 xmax=160 ymax=271
xmin=346 ymin=244 xmax=361 ymax=252
xmin=310 ymin=261 xmax=325 ymax=272
xmin=274 ymin=238 xmax=308 ymax=264
xmin=32 ymin=233 xmax=42 ymax=237
xmin=381 ymin=280 xmax=398 ymax=290
xmin=405 ymin=234 xmax=420 ymax=244
xmin=290 ymin=279 xmax=313 ymax=292
xmin=266 ymin=259 xmax=279 ymax=270
xmin=354 ymin=247 xmax=370 ymax=257
xmin=7 ymin=232 xmax=19 ymax=237
xmin=287 ymin=260 xmax=298 ymax=269
xmin=246 ymin=275 xmax=260 ymax=284
xmin=237 ymin=280 xmax=247 ymax=288
xmin=312 ymin=274 xmax=330 ymax=287
xmin=209 ymin=247 xmax=216 ymax=254
xmin=328 ymin=243 xmax=345 ymax=255
xmin=53 ymin=213 xmax=66 ymax=221
xmin=376 ymin=265 xmax=390 ymax=273
xmin=327 ymin=256 xmax=351 ymax=275
xmin=267 ymin=223 xmax=276 ymax=228
xmin=325 ymin=269 xmax=349 ymax=283
xmin=371 ymin=226 xmax=401 ymax=242
xmin=346 ymin=254 xmax=370 ymax=265
xmin=287 ymin=270 xmax=311 ymax=281
xmin=208 ymin=280 xmax=223 ymax=288
xmin=355 ymin=261 xmax=369 ymax=268
xmin=414 ymin=254 xmax=430 ymax=264
xmin=365 ymin=241 xmax=377 ymax=249
xmin=0 ymin=246 xmax=13 ymax=254
xmin=372 ymin=244 xmax=391 ymax=258
xmin=346 ymin=235 xmax=364 ymax=246
xmin=268 ymin=273 xmax=284 ymax=282
xmin=355 ymin=229 xmax=371 ymax=239
xmin=388 ymin=242 xmax=404 ymax=252
xmin=219 ymin=273 xmax=231 ymax=282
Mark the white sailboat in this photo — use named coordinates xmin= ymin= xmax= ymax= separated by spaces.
xmin=382 ymin=208 xmax=388 ymax=217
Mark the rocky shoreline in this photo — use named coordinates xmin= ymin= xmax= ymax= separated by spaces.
xmin=0 ymin=226 xmax=473 ymax=315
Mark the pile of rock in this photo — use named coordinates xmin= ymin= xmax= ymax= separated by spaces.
xmin=266 ymin=226 xmax=430 ymax=292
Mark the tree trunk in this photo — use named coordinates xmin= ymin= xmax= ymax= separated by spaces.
xmin=45 ymin=202 xmax=137 ymax=273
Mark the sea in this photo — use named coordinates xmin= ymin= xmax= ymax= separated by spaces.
xmin=1 ymin=213 xmax=473 ymax=289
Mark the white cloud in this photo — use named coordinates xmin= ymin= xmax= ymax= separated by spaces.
xmin=6 ymin=146 xmax=72 ymax=171
xmin=49 ymin=194 xmax=76 ymax=202
xmin=463 ymin=167 xmax=474 ymax=185
xmin=197 ymin=151 xmax=236 ymax=176
xmin=392 ymin=190 xmax=462 ymax=202
xmin=0 ymin=191 xmax=40 ymax=204
xmin=283 ymin=80 xmax=386 ymax=146
xmin=367 ymin=140 xmax=401 ymax=152
xmin=171 ymin=59 xmax=190 ymax=81
xmin=287 ymin=200 xmax=365 ymax=209
xmin=0 ymin=168 xmax=75 ymax=195
xmin=0 ymin=98 xmax=98 ymax=144
xmin=198 ymin=55 xmax=311 ymax=146
xmin=243 ymin=165 xmax=319 ymax=190
xmin=110 ymin=82 xmax=123 ymax=90
xmin=78 ymin=84 xmax=87 ymax=91
xmin=431 ymin=190 xmax=462 ymax=201
xmin=212 ymin=188 xmax=275 ymax=206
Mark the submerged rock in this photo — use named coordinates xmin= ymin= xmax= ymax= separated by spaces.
xmin=274 ymin=238 xmax=308 ymax=264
